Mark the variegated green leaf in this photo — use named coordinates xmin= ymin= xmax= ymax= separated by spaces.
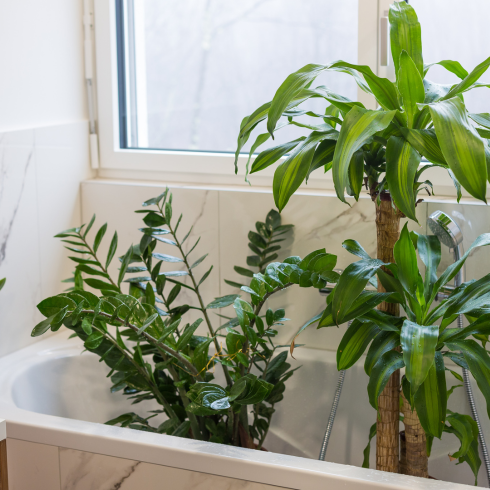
xmin=332 ymin=107 xmax=396 ymax=203
xmin=401 ymin=320 xmax=439 ymax=397
xmin=389 ymin=1 xmax=423 ymax=77
xmin=428 ymin=97 xmax=487 ymax=203
xmin=414 ymin=351 xmax=446 ymax=438
xmin=397 ymin=51 xmax=425 ymax=128
xmin=385 ymin=136 xmax=420 ymax=222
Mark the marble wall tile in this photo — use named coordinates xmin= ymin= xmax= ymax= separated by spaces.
xmin=0 ymin=122 xmax=93 ymax=357
xmin=35 ymin=122 xmax=93 ymax=300
xmin=0 ymin=129 xmax=42 ymax=355
xmin=7 ymin=439 xmax=60 ymax=490
xmin=59 ymin=448 xmax=290 ymax=490
xmin=218 ymin=189 xmax=427 ymax=350
xmin=80 ymin=182 xmax=220 ymax=335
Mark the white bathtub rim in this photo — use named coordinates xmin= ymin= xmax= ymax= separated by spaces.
xmin=0 ymin=332 xmax=475 ymax=490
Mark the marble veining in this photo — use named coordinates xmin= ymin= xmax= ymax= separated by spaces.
xmin=59 ymin=448 xmax=290 ymax=490
xmin=0 ymin=121 xmax=92 ymax=357
xmin=0 ymin=131 xmax=35 ymax=266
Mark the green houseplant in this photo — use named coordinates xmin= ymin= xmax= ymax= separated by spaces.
xmin=308 ymin=225 xmax=490 ymax=483
xmin=235 ymin=1 xmax=490 ymax=473
xmin=31 ymin=190 xmax=340 ymax=448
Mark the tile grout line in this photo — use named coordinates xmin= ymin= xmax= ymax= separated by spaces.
xmin=32 ymin=129 xmax=44 ymax=300
xmin=57 ymin=446 xmax=62 ymax=490
xmin=217 ymin=191 xmax=222 ymax=326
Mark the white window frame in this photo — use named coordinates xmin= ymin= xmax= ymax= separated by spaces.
xmin=94 ymin=0 xmax=384 ymax=187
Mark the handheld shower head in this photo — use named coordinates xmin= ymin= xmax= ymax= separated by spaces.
xmin=427 ymin=210 xmax=464 ymax=285
xmin=427 ymin=210 xmax=463 ymax=250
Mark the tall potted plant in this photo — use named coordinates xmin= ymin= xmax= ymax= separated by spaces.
xmin=310 ymin=226 xmax=490 ymax=484
xmin=234 ymin=1 xmax=490 ymax=474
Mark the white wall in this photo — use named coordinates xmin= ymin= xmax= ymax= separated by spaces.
xmin=0 ymin=0 xmax=87 ymax=131
xmin=0 ymin=0 xmax=93 ymax=356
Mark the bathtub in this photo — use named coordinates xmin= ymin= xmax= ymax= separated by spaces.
xmin=0 ymin=330 xmax=484 ymax=489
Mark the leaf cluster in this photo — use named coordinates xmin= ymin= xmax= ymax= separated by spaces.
xmin=311 ymin=225 xmax=490 ymax=483
xmin=31 ymin=190 xmax=330 ymax=449
xmin=236 ymin=1 xmax=490 ymax=223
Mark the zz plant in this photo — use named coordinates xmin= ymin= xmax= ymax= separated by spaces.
xmin=234 ymin=0 xmax=490 ymax=473
xmin=305 ymin=225 xmax=490 ymax=483
xmin=31 ymin=189 xmax=339 ymax=449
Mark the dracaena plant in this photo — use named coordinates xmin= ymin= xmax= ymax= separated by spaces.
xmin=305 ymin=224 xmax=490 ymax=483
xmin=235 ymin=1 xmax=490 ymax=215
xmin=234 ymin=0 xmax=490 ymax=474
xmin=31 ymin=189 xmax=339 ymax=449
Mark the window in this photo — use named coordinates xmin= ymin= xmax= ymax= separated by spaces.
xmin=115 ymin=0 xmax=359 ymax=154
xmin=95 ymin=1 xmax=490 ymax=180
xmin=410 ymin=0 xmax=490 ymax=114
xmin=95 ymin=0 xmax=375 ymax=180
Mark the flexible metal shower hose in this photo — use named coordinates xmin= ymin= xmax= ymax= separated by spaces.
xmin=458 ymin=313 xmax=490 ymax=486
xmin=318 ymin=320 xmax=351 ymax=461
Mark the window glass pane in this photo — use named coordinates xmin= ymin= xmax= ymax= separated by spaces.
xmin=411 ymin=0 xmax=490 ymax=113
xmin=120 ymin=0 xmax=359 ymax=152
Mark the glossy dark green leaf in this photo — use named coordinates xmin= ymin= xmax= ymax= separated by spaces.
xmin=190 ymin=254 xmax=208 ymax=270
xmin=389 ymin=1 xmax=423 ymax=77
xmin=83 ymin=214 xmax=96 ymax=238
xmin=331 ymin=259 xmax=385 ymax=325
xmin=448 ymin=339 xmax=490 ymax=418
xmin=118 ymin=246 xmax=133 ymax=287
xmin=198 ymin=266 xmax=213 ymax=287
xmin=364 ymin=331 xmax=400 ymax=376
xmin=414 ymin=351 xmax=446 ymax=438
xmin=206 ymin=295 xmax=240 ymax=310
xmin=160 ymin=270 xmax=188 ymax=278
xmin=332 ymin=107 xmax=396 ymax=203
xmin=76 ymin=264 xmax=109 ymax=278
xmin=176 ymin=318 xmax=203 ymax=351
xmin=342 ymin=239 xmax=372 ymax=260
xmin=151 ymin=253 xmax=182 ymax=265
xmin=93 ymin=223 xmax=107 ymax=253
xmin=193 ymin=338 xmax=213 ymax=374
xmin=362 ymin=423 xmax=377 ymax=468
xmin=31 ymin=314 xmax=57 ymax=337
xmin=37 ymin=296 xmax=76 ymax=317
xmin=444 ymin=411 xmax=481 ymax=484
xmin=85 ymin=278 xmax=119 ymax=292
xmin=368 ymin=350 xmax=404 ymax=410
xmin=106 ymin=232 xmax=118 ymax=268
xmin=137 ymin=312 xmax=158 ymax=335
xmin=348 ymin=150 xmax=364 ymax=201
xmin=401 ymin=320 xmax=438 ymax=397
xmin=337 ymin=320 xmax=380 ymax=371
xmin=187 ymin=383 xmax=230 ymax=415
